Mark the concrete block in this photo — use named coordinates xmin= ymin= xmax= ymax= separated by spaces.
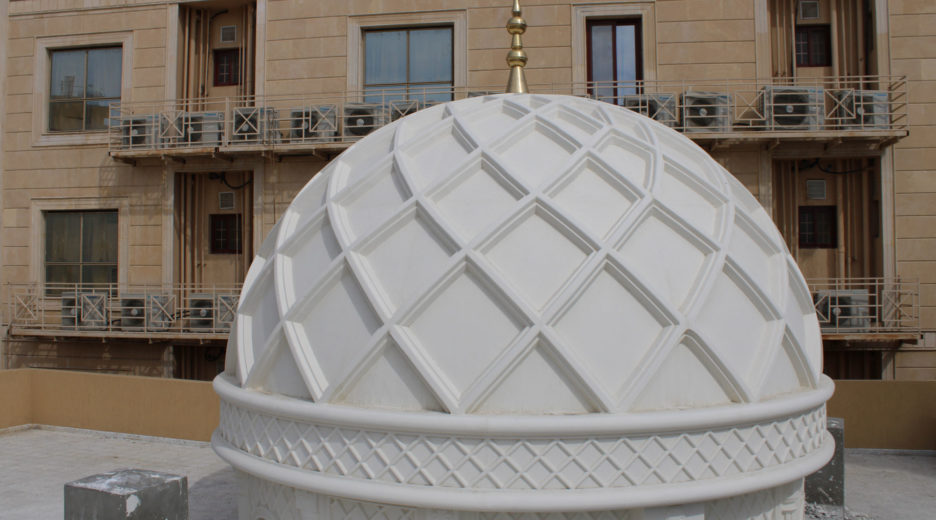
xmin=806 ymin=417 xmax=845 ymax=507
xmin=65 ymin=469 xmax=188 ymax=520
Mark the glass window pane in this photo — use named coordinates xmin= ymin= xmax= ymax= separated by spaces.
xmin=85 ymin=99 xmax=115 ymax=130
xmin=82 ymin=265 xmax=118 ymax=285
xmin=364 ymin=86 xmax=406 ymax=104
xmin=365 ymin=30 xmax=407 ymax=85
xmin=82 ymin=211 xmax=118 ymax=262
xmin=50 ymin=49 xmax=86 ymax=99
xmin=46 ymin=212 xmax=82 ymax=263
xmin=87 ymin=47 xmax=122 ymax=98
xmin=46 ymin=264 xmax=79 ymax=285
xmin=615 ymin=24 xmax=638 ymax=95
xmin=409 ymin=28 xmax=452 ymax=83
xmin=589 ymin=24 xmax=614 ymax=84
xmin=49 ymin=101 xmax=85 ymax=132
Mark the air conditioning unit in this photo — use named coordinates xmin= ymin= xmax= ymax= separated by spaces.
xmin=832 ymin=90 xmax=890 ymax=130
xmin=681 ymin=92 xmax=732 ymax=132
xmin=621 ymin=93 xmax=678 ymax=127
xmin=342 ymin=103 xmax=385 ymax=139
xmin=232 ymin=106 xmax=277 ymax=144
xmin=813 ymin=289 xmax=872 ymax=331
xmin=761 ymin=86 xmax=823 ymax=130
xmin=388 ymin=99 xmax=420 ymax=121
xmin=122 ymin=294 xmax=174 ymax=332
xmin=61 ymin=292 xmax=108 ymax=330
xmin=215 ymin=294 xmax=239 ymax=332
xmin=187 ymin=293 xmax=215 ymax=331
xmin=119 ymin=115 xmax=157 ymax=149
xmin=182 ymin=111 xmax=224 ymax=146
xmin=289 ymin=105 xmax=338 ymax=143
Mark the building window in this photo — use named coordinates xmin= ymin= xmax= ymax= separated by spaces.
xmin=797 ymin=0 xmax=821 ymax=20
xmin=363 ymin=26 xmax=453 ymax=104
xmin=45 ymin=211 xmax=118 ymax=287
xmin=586 ymin=19 xmax=642 ymax=102
xmin=795 ymin=25 xmax=832 ymax=67
xmin=48 ymin=47 xmax=122 ymax=132
xmin=799 ymin=206 xmax=837 ymax=248
xmin=210 ymin=214 xmax=242 ymax=255
xmin=214 ymin=49 xmax=240 ymax=86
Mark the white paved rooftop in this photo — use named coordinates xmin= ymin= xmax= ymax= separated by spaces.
xmin=0 ymin=426 xmax=933 ymax=519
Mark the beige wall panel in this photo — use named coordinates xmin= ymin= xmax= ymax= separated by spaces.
xmin=894 ymin=216 xmax=936 ymax=239
xmin=128 ymin=265 xmax=162 ymax=284
xmin=826 ymin=380 xmax=936 ymax=449
xmin=2 ymin=246 xmax=30 ymax=266
xmin=894 ymin=149 xmax=935 ymax=172
xmin=129 ymin=224 xmax=161 ymax=246
xmin=895 ymin=351 xmax=936 ymax=367
xmin=470 ymin=26 xmax=569 ymax=50
xmin=2 ymin=209 xmax=31 ymax=228
xmin=2 ymin=266 xmax=29 ymax=283
xmin=889 ymin=13 xmax=936 ymax=37
xmin=470 ymin=47 xmax=570 ymax=71
xmin=920 ymin=307 xmax=936 ymax=329
xmin=3 ymin=228 xmax=30 ymax=246
xmin=134 ymin=27 xmax=167 ymax=49
xmin=895 ymin=170 xmax=936 ymax=193
xmin=133 ymin=47 xmax=166 ymax=68
xmin=891 ymin=36 xmax=936 ymax=60
xmin=266 ymin=17 xmax=346 ymax=40
xmin=264 ymin=77 xmax=349 ymax=97
xmin=131 ymin=66 xmax=165 ymax=89
xmin=890 ymin=0 xmax=936 ymax=14
xmin=523 ymin=66 xmax=572 ymax=86
xmin=895 ymin=193 xmax=936 ymax=216
xmin=656 ymin=20 xmax=755 ymax=43
xmin=905 ymin=103 xmax=936 ymax=126
xmin=897 ymin=261 xmax=936 ymax=283
xmin=3 ymin=169 xmax=101 ymax=190
xmin=469 ymin=5 xmax=569 ymax=30
xmin=908 ymin=81 xmax=936 ymax=104
xmin=919 ymin=284 xmax=936 ymax=307
xmin=658 ymin=41 xmax=755 ymax=65
xmin=656 ymin=0 xmax=755 ymax=21
xmin=265 ymin=37 xmax=347 ymax=61
xmin=657 ymin=63 xmax=756 ymax=82
xmin=266 ymin=57 xmax=346 ymax=82
xmin=7 ymin=75 xmax=33 ymax=96
xmin=6 ymin=56 xmax=34 ymax=77
xmin=894 ymin=367 xmax=936 ymax=381
xmin=895 ymin=127 xmax=936 ymax=150
xmin=7 ymin=37 xmax=35 ymax=58
xmin=129 ymin=245 xmax=162 ymax=266
xmin=5 ymin=94 xmax=33 ymax=115
xmin=896 ymin=239 xmax=936 ymax=262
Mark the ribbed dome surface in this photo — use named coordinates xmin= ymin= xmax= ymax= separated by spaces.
xmin=225 ymin=93 xmax=822 ymax=415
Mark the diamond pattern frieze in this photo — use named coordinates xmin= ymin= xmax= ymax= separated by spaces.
xmin=217 ymin=402 xmax=827 ymax=491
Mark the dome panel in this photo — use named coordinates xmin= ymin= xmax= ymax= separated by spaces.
xmin=494 ymin=119 xmax=579 ymax=189
xmin=277 ymin=211 xmax=341 ymax=308
xmin=335 ymin=159 xmax=412 ymax=243
xmin=358 ymin=207 xmax=456 ymax=315
xmin=725 ymin=212 xmax=784 ymax=302
xmin=403 ymin=263 xmax=529 ymax=399
xmin=430 ymin=155 xmax=525 ymax=243
xmin=595 ymin=132 xmax=654 ymax=189
xmin=290 ymin=263 xmax=382 ymax=389
xmin=552 ymin=263 xmax=674 ymax=399
xmin=616 ymin=208 xmax=714 ymax=310
xmin=401 ymin=119 xmax=476 ymax=190
xmin=630 ymin=336 xmax=735 ymax=412
xmin=656 ymin=161 xmax=727 ymax=239
xmin=542 ymin=104 xmax=603 ymax=141
xmin=482 ymin=205 xmax=593 ymax=312
xmin=458 ymin=99 xmax=527 ymax=145
xmin=548 ymin=156 xmax=639 ymax=241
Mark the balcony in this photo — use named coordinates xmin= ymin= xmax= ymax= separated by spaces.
xmin=108 ymin=75 xmax=908 ymax=162
xmin=807 ymin=277 xmax=921 ymax=342
xmin=5 ymin=283 xmax=242 ymax=342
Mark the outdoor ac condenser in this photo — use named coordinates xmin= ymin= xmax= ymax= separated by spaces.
xmin=621 ymin=93 xmax=678 ymax=127
xmin=832 ymin=90 xmax=890 ymax=130
xmin=342 ymin=103 xmax=384 ymax=139
xmin=289 ymin=105 xmax=338 ymax=143
xmin=681 ymin=92 xmax=732 ymax=132
xmin=761 ymin=86 xmax=824 ymax=130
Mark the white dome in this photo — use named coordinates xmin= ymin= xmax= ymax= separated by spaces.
xmin=213 ymin=94 xmax=833 ymax=517
xmin=225 ymin=94 xmax=822 ymax=414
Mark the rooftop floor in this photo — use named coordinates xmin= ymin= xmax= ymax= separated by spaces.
xmin=0 ymin=426 xmax=933 ymax=519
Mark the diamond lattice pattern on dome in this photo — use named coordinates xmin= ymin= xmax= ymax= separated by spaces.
xmin=230 ymin=94 xmax=821 ymax=415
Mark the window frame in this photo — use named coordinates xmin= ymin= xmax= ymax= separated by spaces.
xmin=585 ymin=18 xmax=644 ymax=101
xmin=347 ymin=11 xmax=467 ymax=99
xmin=798 ymin=205 xmax=838 ymax=249
xmin=362 ymin=26 xmax=454 ymax=103
xmin=213 ymin=48 xmax=241 ymax=87
xmin=795 ymin=25 xmax=832 ymax=67
xmin=30 ymin=197 xmax=130 ymax=287
xmin=572 ymin=4 xmax=657 ymax=96
xmin=48 ymin=46 xmax=123 ymax=133
xmin=44 ymin=210 xmax=119 ymax=288
xmin=33 ymin=32 xmax=133 ymax=147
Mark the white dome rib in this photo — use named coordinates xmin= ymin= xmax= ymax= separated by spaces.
xmin=230 ymin=94 xmax=823 ymax=415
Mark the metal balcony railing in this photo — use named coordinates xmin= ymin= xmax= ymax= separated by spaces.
xmin=5 ymin=283 xmax=242 ymax=340
xmin=807 ymin=277 xmax=920 ymax=337
xmin=108 ymin=75 xmax=908 ymax=155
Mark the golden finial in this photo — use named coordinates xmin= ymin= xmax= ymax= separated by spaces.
xmin=505 ymin=0 xmax=529 ymax=94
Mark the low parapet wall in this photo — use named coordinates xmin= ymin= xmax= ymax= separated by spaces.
xmin=0 ymin=369 xmax=218 ymax=441
xmin=0 ymin=369 xmax=933 ymax=449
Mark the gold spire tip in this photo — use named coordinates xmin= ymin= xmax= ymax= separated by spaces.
xmin=505 ymin=0 xmax=529 ymax=94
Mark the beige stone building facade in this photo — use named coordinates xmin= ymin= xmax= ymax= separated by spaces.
xmin=0 ymin=0 xmax=933 ymax=380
